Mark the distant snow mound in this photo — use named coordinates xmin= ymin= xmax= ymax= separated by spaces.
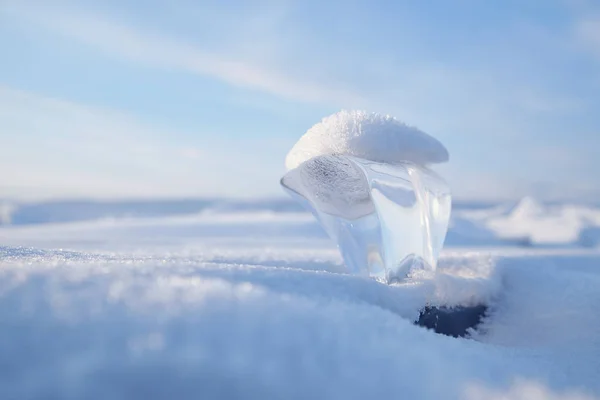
xmin=0 ymin=202 xmax=16 ymax=225
xmin=285 ymin=110 xmax=449 ymax=170
xmin=506 ymin=196 xmax=545 ymax=219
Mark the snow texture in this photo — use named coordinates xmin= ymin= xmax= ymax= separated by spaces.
xmin=1 ymin=206 xmax=599 ymax=399
xmin=281 ymin=154 xmax=374 ymax=219
xmin=285 ymin=110 xmax=449 ymax=170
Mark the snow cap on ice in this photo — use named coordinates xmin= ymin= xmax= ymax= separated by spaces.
xmin=286 ymin=110 xmax=449 ymax=170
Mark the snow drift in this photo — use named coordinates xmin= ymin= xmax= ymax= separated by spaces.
xmin=0 ymin=243 xmax=598 ymax=399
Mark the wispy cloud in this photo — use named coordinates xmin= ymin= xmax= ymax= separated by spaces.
xmin=575 ymin=15 xmax=600 ymax=59
xmin=1 ymin=2 xmax=363 ymax=106
xmin=1 ymin=0 xmax=599 ymax=201
xmin=0 ymin=86 xmax=286 ymax=200
xmin=3 ymin=0 xmax=585 ymax=128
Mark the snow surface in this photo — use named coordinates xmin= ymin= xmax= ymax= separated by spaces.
xmin=452 ymin=197 xmax=600 ymax=247
xmin=4 ymin=197 xmax=600 ymax=248
xmin=285 ymin=110 xmax=449 ymax=170
xmin=1 ymin=203 xmax=599 ymax=399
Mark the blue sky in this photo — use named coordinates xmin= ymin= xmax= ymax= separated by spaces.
xmin=1 ymin=0 xmax=599 ymax=202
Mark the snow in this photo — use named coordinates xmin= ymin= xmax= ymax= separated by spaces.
xmin=452 ymin=197 xmax=600 ymax=247
xmin=0 ymin=201 xmax=15 ymax=225
xmin=0 ymin=202 xmax=599 ymax=399
xmin=285 ymin=110 xmax=449 ymax=170
xmin=3 ymin=197 xmax=600 ymax=248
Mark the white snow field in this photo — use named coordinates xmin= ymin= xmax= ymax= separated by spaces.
xmin=0 ymin=200 xmax=599 ymax=399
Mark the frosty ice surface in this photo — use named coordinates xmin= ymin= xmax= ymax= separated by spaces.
xmin=281 ymin=154 xmax=451 ymax=282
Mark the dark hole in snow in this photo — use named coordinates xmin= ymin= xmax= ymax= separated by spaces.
xmin=415 ymin=305 xmax=488 ymax=338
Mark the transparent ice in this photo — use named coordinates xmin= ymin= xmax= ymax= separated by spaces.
xmin=281 ymin=155 xmax=451 ymax=283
